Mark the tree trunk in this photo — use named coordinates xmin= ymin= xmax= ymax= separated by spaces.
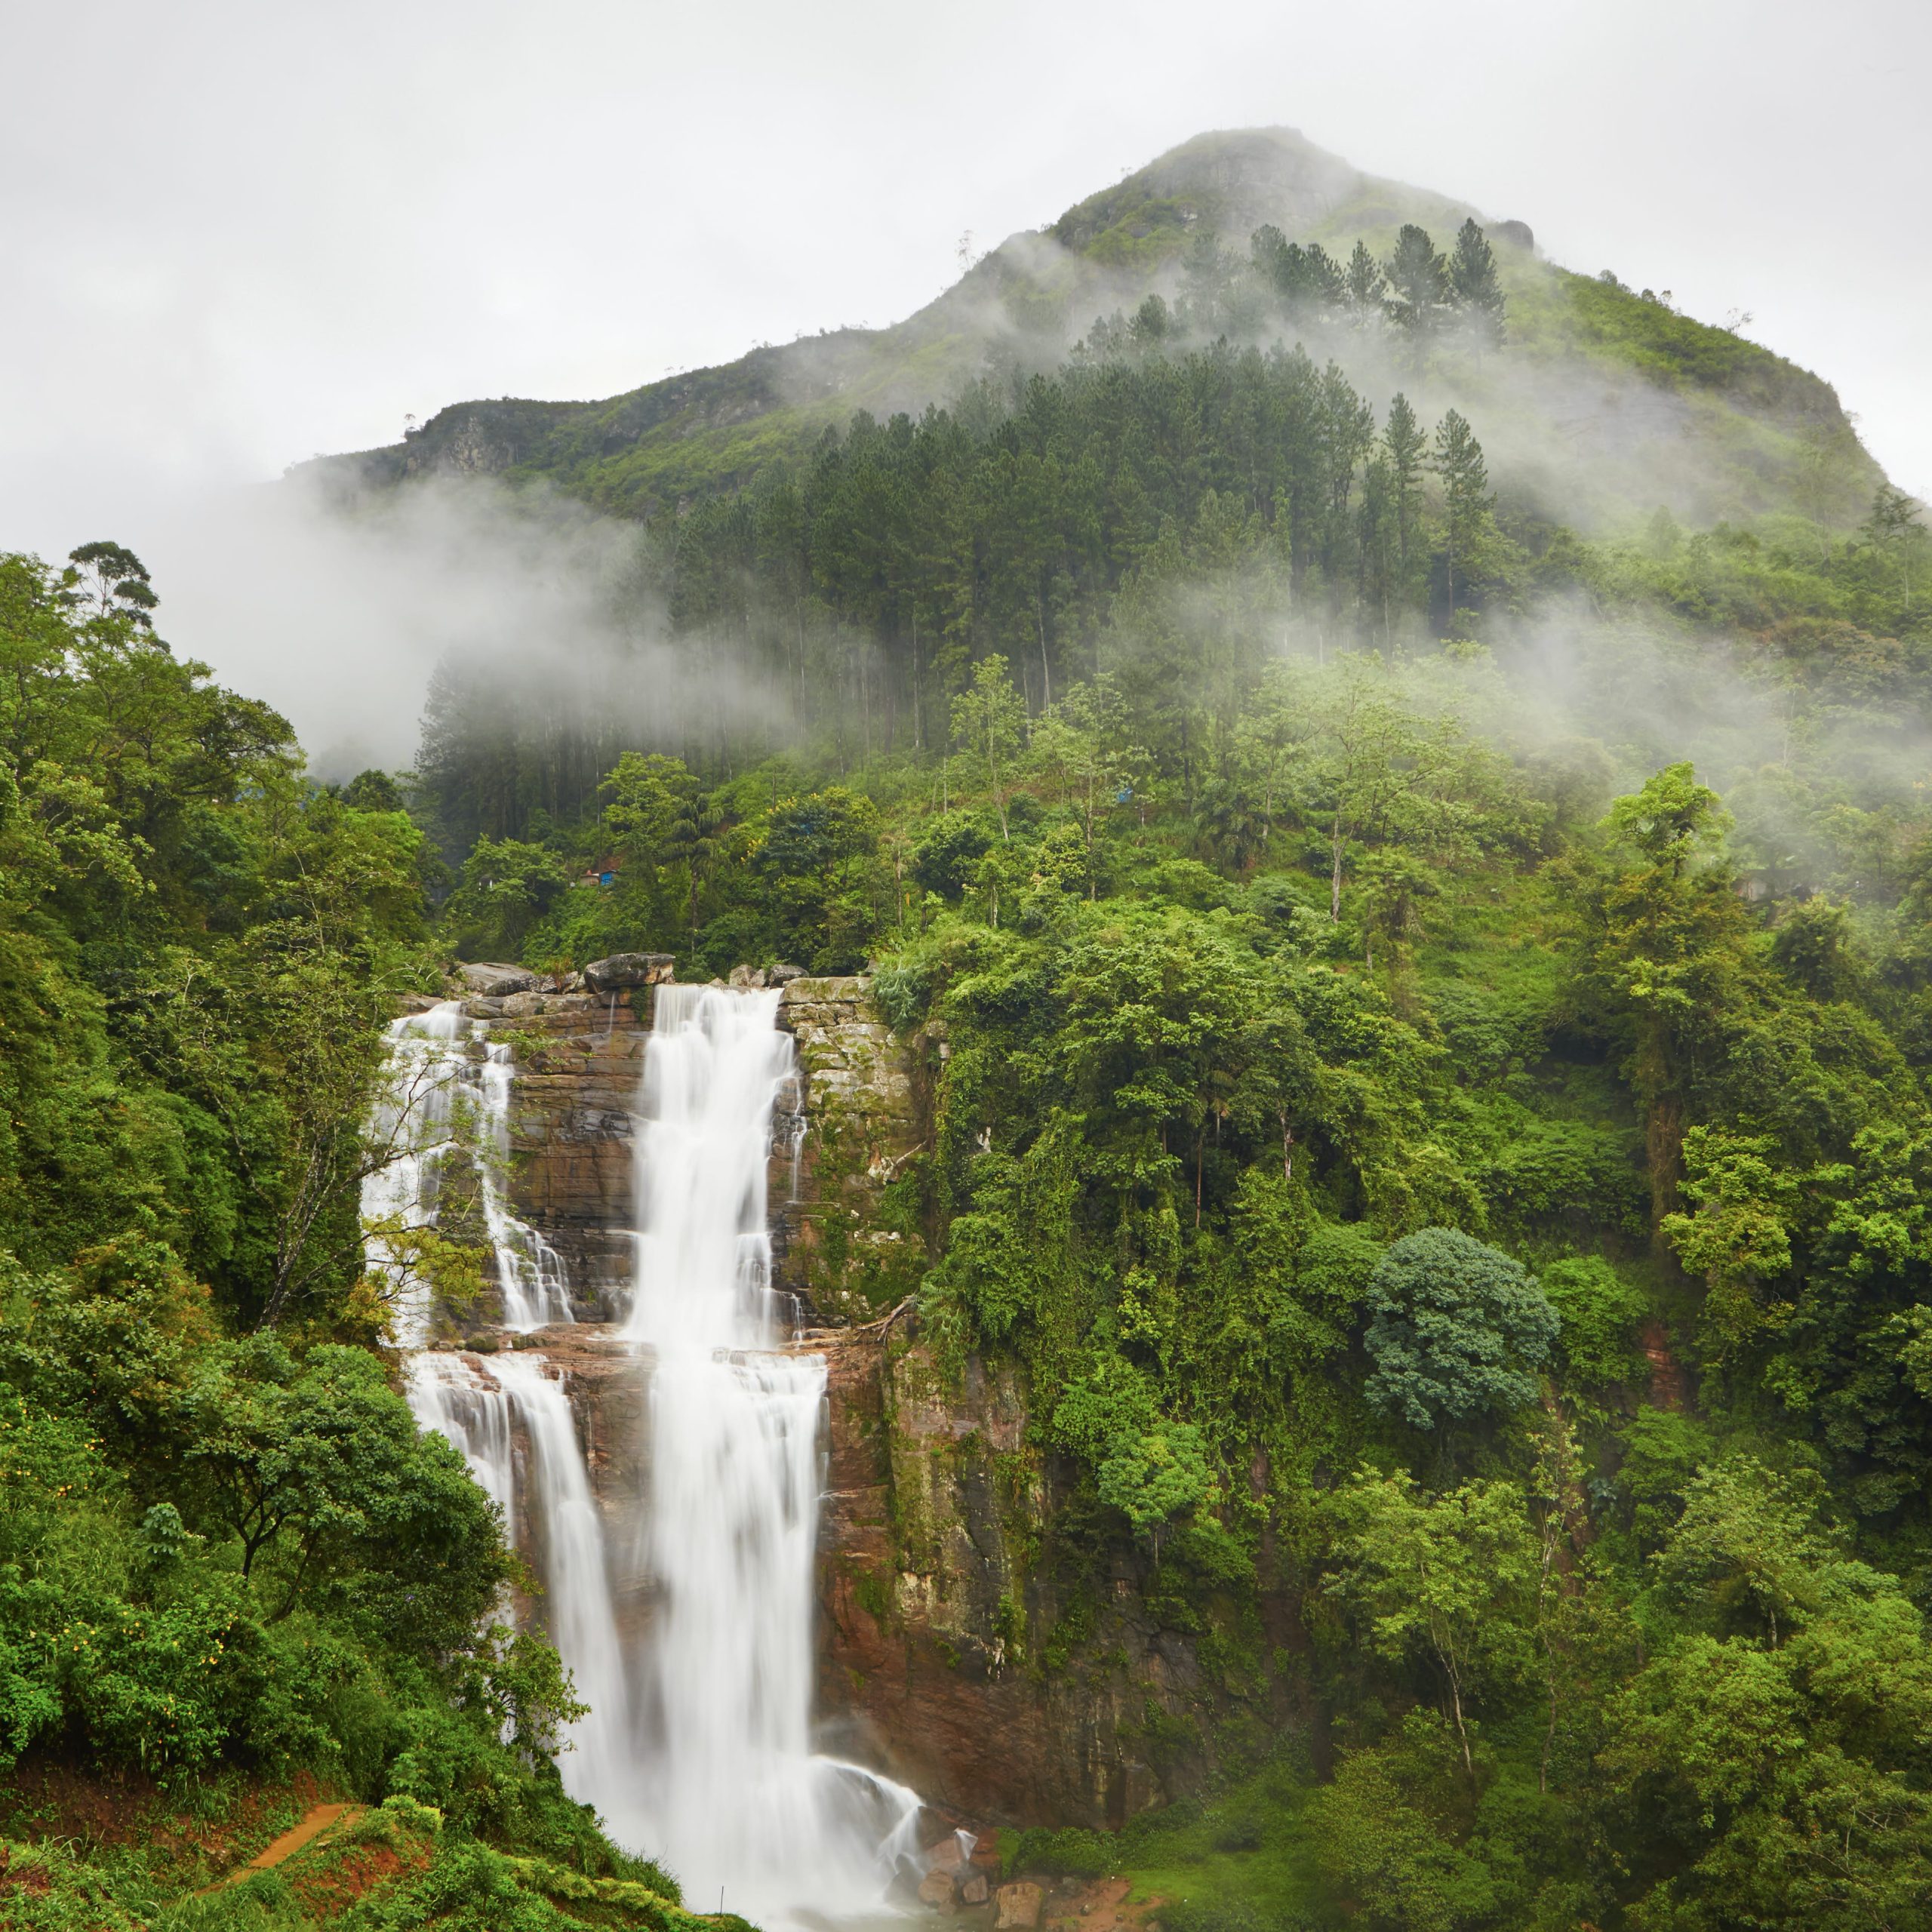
xmin=1038 ymin=592 xmax=1051 ymax=709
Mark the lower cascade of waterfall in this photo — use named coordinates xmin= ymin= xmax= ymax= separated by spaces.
xmin=380 ymin=987 xmax=923 ymax=1927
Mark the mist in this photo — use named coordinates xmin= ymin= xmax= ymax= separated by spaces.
xmin=149 ymin=472 xmax=787 ymax=780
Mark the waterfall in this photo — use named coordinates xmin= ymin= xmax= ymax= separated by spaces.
xmin=363 ymin=1002 xmax=468 ymax=1347
xmin=362 ymin=1002 xmax=573 ymax=1337
xmin=405 ymin=1349 xmax=515 ymax=1530
xmin=405 ymin=1349 xmax=631 ymax=1798
xmin=377 ymin=985 xmax=922 ymax=1927
xmin=617 ymin=983 xmax=921 ymax=1924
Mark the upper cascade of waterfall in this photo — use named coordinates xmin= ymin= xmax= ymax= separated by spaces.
xmin=626 ymin=983 xmax=796 ymax=1354
xmin=362 ymin=1000 xmax=574 ymax=1343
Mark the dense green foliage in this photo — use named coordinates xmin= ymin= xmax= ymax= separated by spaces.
xmin=0 ymin=557 xmax=663 ymax=1924
xmin=8 ymin=189 xmax=1932 ymax=1927
xmin=387 ymin=275 xmax=1932 ymax=1923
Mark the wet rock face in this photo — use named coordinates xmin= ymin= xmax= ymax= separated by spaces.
xmin=773 ymin=976 xmax=928 ymax=1324
xmin=485 ymin=971 xmax=928 ymax=1330
xmin=814 ymin=1333 xmax=1204 ymax=1830
xmin=493 ymin=989 xmax=650 ymax=1318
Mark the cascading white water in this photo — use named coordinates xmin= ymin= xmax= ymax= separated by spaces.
xmin=377 ymin=984 xmax=923 ymax=1926
xmin=361 ymin=1002 xmax=573 ymax=1337
xmin=615 ymin=984 xmax=921 ymax=1924
xmin=405 ymin=1349 xmax=631 ymax=1798
xmin=477 ymin=1044 xmax=574 ymax=1331
xmin=406 ymin=1349 xmax=516 ymax=1529
xmin=364 ymin=1003 xmax=469 ymax=1348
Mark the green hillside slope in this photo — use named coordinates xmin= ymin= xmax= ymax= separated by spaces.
xmin=300 ymin=127 xmax=1879 ymax=532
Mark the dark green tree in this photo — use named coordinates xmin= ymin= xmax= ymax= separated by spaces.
xmin=1363 ymin=1227 xmax=1558 ymax=1430
xmin=1344 ymin=238 xmax=1386 ymax=318
xmin=1384 ymin=224 xmax=1449 ymax=333
xmin=1448 ymin=218 xmax=1506 ymax=345
xmin=1431 ymin=409 xmax=1493 ymax=616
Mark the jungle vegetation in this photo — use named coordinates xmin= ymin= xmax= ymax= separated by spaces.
xmin=5 ymin=197 xmax=1932 ymax=1928
xmin=0 ymin=549 xmax=694 ymax=1928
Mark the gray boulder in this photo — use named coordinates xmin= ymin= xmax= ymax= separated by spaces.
xmin=457 ymin=961 xmax=536 ymax=997
xmin=583 ymin=952 xmax=676 ymax=995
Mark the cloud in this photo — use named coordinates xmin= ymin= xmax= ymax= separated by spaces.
xmin=153 ymin=472 xmax=786 ymax=780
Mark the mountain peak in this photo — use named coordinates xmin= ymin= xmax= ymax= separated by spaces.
xmin=1050 ymin=126 xmax=1364 ymax=258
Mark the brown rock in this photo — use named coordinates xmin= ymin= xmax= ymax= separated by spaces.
xmin=926 ymin=1835 xmax=971 ymax=1873
xmin=487 ymin=993 xmax=649 ymax=1314
xmin=961 ymin=1871 xmax=989 ymax=1905
xmin=995 ymin=1882 xmax=1043 ymax=1928
xmin=919 ymin=1869 xmax=959 ymax=1912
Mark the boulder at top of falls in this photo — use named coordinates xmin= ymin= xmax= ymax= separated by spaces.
xmin=583 ymin=952 xmax=675 ymax=994
xmin=768 ymin=961 xmax=806 ymax=984
xmin=457 ymin=961 xmax=536 ymax=997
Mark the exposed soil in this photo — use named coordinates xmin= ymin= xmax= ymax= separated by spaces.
xmin=289 ymin=1833 xmax=432 ymax=1915
xmin=0 ymin=1759 xmax=331 ymax=1886
xmin=200 ymin=1801 xmax=369 ymax=1893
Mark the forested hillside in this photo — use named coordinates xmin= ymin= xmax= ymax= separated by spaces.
xmin=310 ymin=128 xmax=1869 ymax=534
xmin=0 ymin=553 xmax=708 ymax=1927
xmin=6 ymin=123 xmax=1932 ymax=1930
xmin=392 ymin=198 xmax=1932 ymax=1927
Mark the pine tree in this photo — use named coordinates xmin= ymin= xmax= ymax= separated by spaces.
xmin=1250 ymin=227 xmax=1344 ymax=311
xmin=1345 ymin=239 xmax=1386 ymax=320
xmin=1384 ymin=392 xmax=1427 ymax=589
xmin=1383 ymin=224 xmax=1448 ymax=334
xmin=1432 ymin=409 xmax=1492 ymax=617
xmin=1448 ymin=218 xmax=1506 ymax=346
xmin=1180 ymin=230 xmax=1232 ymax=331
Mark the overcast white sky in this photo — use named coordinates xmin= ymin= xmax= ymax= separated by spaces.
xmin=3 ymin=0 xmax=1925 ymax=749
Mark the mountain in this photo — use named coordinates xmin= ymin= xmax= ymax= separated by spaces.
xmin=301 ymin=127 xmax=1881 ymax=534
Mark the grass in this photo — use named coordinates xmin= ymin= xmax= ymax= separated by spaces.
xmin=1007 ymin=1765 xmax=1331 ymax=1929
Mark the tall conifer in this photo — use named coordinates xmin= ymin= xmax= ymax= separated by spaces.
xmin=1449 ymin=218 xmax=1506 ymax=345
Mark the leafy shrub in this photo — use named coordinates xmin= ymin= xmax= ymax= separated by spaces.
xmin=1541 ymin=1256 xmax=1650 ymax=1387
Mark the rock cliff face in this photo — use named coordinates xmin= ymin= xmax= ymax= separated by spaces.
xmin=453 ymin=971 xmax=1240 ymax=1829
xmin=487 ymin=987 xmax=651 ymax=1320
xmin=771 ymin=977 xmax=928 ymax=1325
xmin=814 ymin=1333 xmax=1232 ymax=1829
